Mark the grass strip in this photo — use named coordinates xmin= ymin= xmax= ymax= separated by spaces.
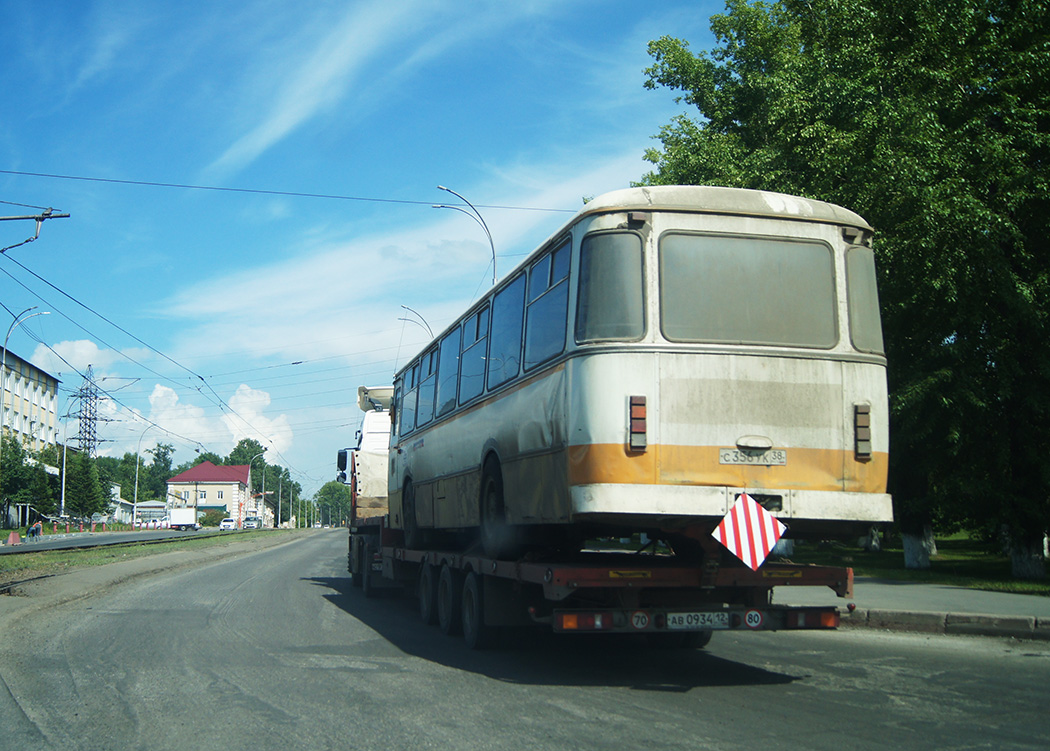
xmin=0 ymin=530 xmax=288 ymax=588
xmin=787 ymin=537 xmax=1050 ymax=596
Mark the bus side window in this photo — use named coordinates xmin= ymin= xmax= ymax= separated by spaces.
xmin=552 ymin=241 xmax=570 ymax=284
xmin=488 ymin=273 xmax=526 ymax=390
xmin=401 ymin=362 xmax=420 ymax=434
xmin=459 ymin=305 xmax=490 ymax=404
xmin=417 ymin=349 xmax=437 ymax=427
xmin=529 ymin=254 xmax=551 ymax=303
xmin=435 ymin=327 xmax=461 ymax=417
xmin=524 ymin=237 xmax=571 ymax=370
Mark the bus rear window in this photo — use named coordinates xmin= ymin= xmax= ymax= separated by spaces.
xmin=846 ymin=246 xmax=885 ymax=354
xmin=576 ymin=232 xmax=644 ymax=343
xmin=660 ymin=233 xmax=837 ymax=348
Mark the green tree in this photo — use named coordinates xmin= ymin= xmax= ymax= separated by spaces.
xmin=642 ymin=0 xmax=1050 ymax=576
xmin=144 ymin=443 xmax=175 ymax=501
xmin=266 ymin=465 xmax=299 ymax=526
xmin=171 ymin=450 xmax=223 ymax=477
xmin=1 ymin=435 xmax=31 ymax=505
xmin=25 ymin=454 xmax=55 ymax=517
xmin=226 ymin=438 xmax=268 ymax=513
xmin=314 ymin=481 xmax=352 ymax=527
xmin=226 ymin=439 xmax=266 ymax=468
xmin=65 ymin=450 xmax=106 ymax=519
xmin=0 ymin=436 xmax=56 ymax=522
xmin=34 ymin=444 xmax=62 ymax=515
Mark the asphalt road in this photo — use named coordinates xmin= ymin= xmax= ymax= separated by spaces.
xmin=1 ymin=529 xmax=1048 ymax=751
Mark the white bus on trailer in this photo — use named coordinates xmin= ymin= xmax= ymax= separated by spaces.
xmin=388 ymin=185 xmax=892 ymax=558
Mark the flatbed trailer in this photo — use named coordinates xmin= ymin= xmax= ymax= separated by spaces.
xmin=348 ymin=516 xmax=852 ymax=650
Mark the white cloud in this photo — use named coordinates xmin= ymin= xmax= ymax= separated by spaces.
xmin=31 ymin=339 xmax=121 ymax=376
xmin=222 ymin=384 xmax=293 ymax=455
xmin=146 ymin=384 xmax=210 ymax=439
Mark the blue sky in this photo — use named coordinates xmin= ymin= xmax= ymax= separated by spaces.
xmin=0 ymin=0 xmax=718 ymax=496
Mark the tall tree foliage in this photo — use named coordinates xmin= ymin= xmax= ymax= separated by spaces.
xmin=0 ymin=436 xmax=56 ymax=520
xmin=144 ymin=443 xmax=175 ymax=501
xmin=314 ymin=481 xmax=352 ymax=527
xmin=642 ymin=0 xmax=1050 ymax=576
xmin=64 ymin=450 xmax=106 ymax=519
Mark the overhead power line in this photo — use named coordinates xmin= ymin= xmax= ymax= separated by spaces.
xmin=0 ymin=169 xmax=575 ymax=214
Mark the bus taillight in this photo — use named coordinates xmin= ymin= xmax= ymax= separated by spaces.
xmin=629 ymin=396 xmax=647 ymax=452
xmin=854 ymin=403 xmax=872 ymax=460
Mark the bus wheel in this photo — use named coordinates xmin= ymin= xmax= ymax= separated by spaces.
xmin=480 ymin=461 xmax=519 ymax=558
xmin=403 ymin=481 xmax=425 ymax=549
xmin=419 ymin=564 xmax=438 ymax=625
xmin=461 ymin=571 xmax=496 ymax=649
xmin=437 ymin=564 xmax=463 ymax=636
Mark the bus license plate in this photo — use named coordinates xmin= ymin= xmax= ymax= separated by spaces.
xmin=719 ymin=448 xmax=786 ymax=466
xmin=666 ymin=612 xmax=730 ymax=630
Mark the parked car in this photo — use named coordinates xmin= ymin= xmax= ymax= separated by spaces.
xmin=219 ymin=518 xmax=237 ymax=531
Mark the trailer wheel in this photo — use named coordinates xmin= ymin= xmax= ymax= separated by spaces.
xmin=419 ymin=564 xmax=438 ymax=625
xmin=361 ymin=541 xmax=377 ymax=598
xmin=461 ymin=571 xmax=495 ymax=650
xmin=681 ymin=629 xmax=713 ymax=649
xmin=649 ymin=630 xmax=713 ymax=649
xmin=437 ymin=564 xmax=463 ymax=636
xmin=349 ymin=538 xmax=362 ymax=588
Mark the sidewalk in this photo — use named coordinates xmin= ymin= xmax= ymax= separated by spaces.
xmin=775 ymin=576 xmax=1050 ymax=640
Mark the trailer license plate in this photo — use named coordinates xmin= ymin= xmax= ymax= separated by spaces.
xmin=719 ymin=448 xmax=786 ymax=466
xmin=666 ymin=612 xmax=730 ymax=630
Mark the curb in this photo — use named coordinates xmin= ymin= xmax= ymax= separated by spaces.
xmin=840 ymin=607 xmax=1050 ymax=641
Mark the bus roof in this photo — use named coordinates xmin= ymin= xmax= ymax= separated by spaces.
xmin=394 ymin=185 xmax=872 ymax=377
xmin=577 ymin=185 xmax=872 ymax=231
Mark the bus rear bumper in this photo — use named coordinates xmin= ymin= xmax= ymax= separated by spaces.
xmin=570 ymin=483 xmax=893 ymax=537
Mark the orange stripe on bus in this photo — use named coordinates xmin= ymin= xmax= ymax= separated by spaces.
xmin=567 ymin=443 xmax=888 ymax=494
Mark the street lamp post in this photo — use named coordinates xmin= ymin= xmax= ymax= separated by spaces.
xmin=247 ymin=451 xmax=265 ymax=528
xmin=435 ymin=185 xmax=497 ymax=286
xmin=0 ymin=307 xmax=49 ymax=500
xmin=132 ymin=424 xmax=154 ymax=530
xmin=398 ymin=305 xmax=434 ymax=338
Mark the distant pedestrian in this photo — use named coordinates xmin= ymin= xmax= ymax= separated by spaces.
xmin=28 ymin=521 xmax=43 ymax=541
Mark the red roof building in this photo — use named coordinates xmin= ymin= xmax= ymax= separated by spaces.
xmin=167 ymin=461 xmax=256 ymax=523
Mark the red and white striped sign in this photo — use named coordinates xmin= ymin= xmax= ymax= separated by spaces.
xmin=712 ymin=492 xmax=787 ymax=571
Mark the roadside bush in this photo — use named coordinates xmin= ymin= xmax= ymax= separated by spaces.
xmin=201 ymin=510 xmax=226 ymax=527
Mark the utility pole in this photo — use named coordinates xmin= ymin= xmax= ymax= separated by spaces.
xmin=72 ymin=365 xmax=108 ymax=457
